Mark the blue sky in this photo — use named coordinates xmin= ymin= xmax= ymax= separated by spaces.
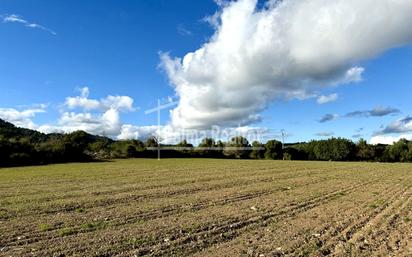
xmin=0 ymin=1 xmax=216 ymax=124
xmin=1 ymin=0 xmax=412 ymax=144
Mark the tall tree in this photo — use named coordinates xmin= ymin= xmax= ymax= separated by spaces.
xmin=223 ymin=136 xmax=250 ymax=159
xmin=264 ymin=140 xmax=283 ymax=160
xmin=250 ymin=141 xmax=264 ymax=159
xmin=356 ymin=139 xmax=375 ymax=161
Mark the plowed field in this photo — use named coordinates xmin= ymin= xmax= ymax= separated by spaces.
xmin=0 ymin=159 xmax=411 ymax=256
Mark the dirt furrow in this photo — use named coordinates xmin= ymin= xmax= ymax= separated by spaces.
xmin=1 ymin=167 xmax=334 ymax=220
xmin=1 ymin=174 xmax=334 ymax=247
xmin=11 ymin=178 xmax=373 ymax=257
xmin=331 ymin=191 xmax=412 ymax=256
xmin=125 ymin=178 xmax=379 ymax=257
xmin=279 ymin=183 xmax=407 ymax=256
xmin=2 ymin=160 xmax=408 ymax=257
xmin=0 ymin=165 xmax=319 ymax=198
xmin=316 ymin=186 xmax=411 ymax=256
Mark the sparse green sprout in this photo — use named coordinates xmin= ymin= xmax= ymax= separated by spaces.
xmin=0 ymin=209 xmax=7 ymax=218
xmin=300 ymin=241 xmax=320 ymax=256
xmin=369 ymin=199 xmax=385 ymax=209
xmin=39 ymin=223 xmax=52 ymax=232
xmin=74 ymin=207 xmax=86 ymax=213
xmin=81 ymin=221 xmax=106 ymax=231
xmin=58 ymin=227 xmax=75 ymax=237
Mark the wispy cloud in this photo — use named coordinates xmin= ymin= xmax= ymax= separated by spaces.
xmin=317 ymin=93 xmax=338 ymax=105
xmin=319 ymin=114 xmax=339 ymax=123
xmin=352 ymin=134 xmax=362 ymax=139
xmin=177 ymin=24 xmax=192 ymax=36
xmin=315 ymin=131 xmax=335 ymax=137
xmin=319 ymin=106 xmax=400 ymax=123
xmin=352 ymin=128 xmax=365 ymax=139
xmin=1 ymin=14 xmax=56 ymax=35
xmin=345 ymin=106 xmax=400 ymax=118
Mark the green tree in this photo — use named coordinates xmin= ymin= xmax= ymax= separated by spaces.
xmin=356 ymin=139 xmax=375 ymax=161
xmin=264 ymin=140 xmax=283 ymax=160
xmin=387 ymin=139 xmax=409 ymax=162
xmin=250 ymin=141 xmax=264 ymax=159
xmin=62 ymin=131 xmax=96 ymax=161
xmin=406 ymin=142 xmax=412 ymax=162
xmin=223 ymin=136 xmax=250 ymax=159
xmin=197 ymin=138 xmax=216 ymax=157
xmin=282 ymin=147 xmax=305 ymax=160
xmin=312 ymin=138 xmax=355 ymax=161
xmin=176 ymin=140 xmax=193 ymax=156
xmin=126 ymin=145 xmax=137 ymax=158
xmin=145 ymin=137 xmax=158 ymax=148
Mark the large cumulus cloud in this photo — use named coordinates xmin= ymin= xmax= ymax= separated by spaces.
xmin=161 ymin=0 xmax=412 ymax=129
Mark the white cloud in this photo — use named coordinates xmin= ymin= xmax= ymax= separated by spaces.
xmin=65 ymin=87 xmax=135 ymax=112
xmin=117 ymin=125 xmax=159 ymax=140
xmin=369 ymin=116 xmax=412 ymax=144
xmin=69 ymin=109 xmax=118 ymax=135
xmin=0 ymin=89 xmax=274 ymax=144
xmin=374 ymin=116 xmax=412 ymax=135
xmin=38 ymin=109 xmax=123 ymax=137
xmin=1 ymin=14 xmax=56 ymax=35
xmin=342 ymin=67 xmax=365 ymax=83
xmin=0 ymin=107 xmax=46 ymax=129
xmin=370 ymin=134 xmax=412 ymax=145
xmin=101 ymin=96 xmax=134 ymax=112
xmin=80 ymin=87 xmax=90 ymax=98
xmin=65 ymin=96 xmax=101 ymax=111
xmin=161 ymin=0 xmax=412 ymax=129
xmin=0 ymin=90 xmax=275 ymax=144
xmin=35 ymin=88 xmax=136 ymax=137
xmin=0 ymin=88 xmax=141 ymax=139
xmin=317 ymin=93 xmax=338 ymax=104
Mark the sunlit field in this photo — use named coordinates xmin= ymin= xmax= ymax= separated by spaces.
xmin=1 ymin=159 xmax=411 ymax=256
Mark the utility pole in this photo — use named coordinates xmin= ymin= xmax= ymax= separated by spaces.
xmin=145 ymin=98 xmax=178 ymax=161
xmin=157 ymin=99 xmax=161 ymax=161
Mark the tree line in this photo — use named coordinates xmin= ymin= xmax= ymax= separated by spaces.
xmin=1 ymin=118 xmax=412 ymax=167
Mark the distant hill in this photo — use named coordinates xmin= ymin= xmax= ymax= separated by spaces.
xmin=0 ymin=119 xmax=50 ymax=143
xmin=0 ymin=118 xmax=112 ymax=144
xmin=0 ymin=118 xmax=116 ymax=167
